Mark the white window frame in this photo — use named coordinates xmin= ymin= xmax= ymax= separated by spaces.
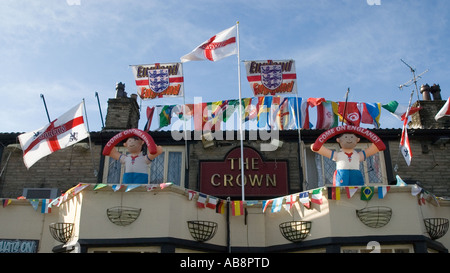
xmin=102 ymin=145 xmax=185 ymax=187
xmin=341 ymin=244 xmax=413 ymax=253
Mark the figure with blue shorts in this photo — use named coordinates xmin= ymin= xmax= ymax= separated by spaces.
xmin=109 ymin=136 xmax=163 ymax=184
xmin=311 ymin=133 xmax=381 ymax=186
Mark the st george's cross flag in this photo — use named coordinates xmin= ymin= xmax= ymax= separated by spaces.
xmin=18 ymin=102 xmax=89 ymax=169
xmin=180 ymin=25 xmax=237 ymax=62
xmin=435 ymin=97 xmax=450 ymax=121
xmin=400 ymin=114 xmax=412 ymax=166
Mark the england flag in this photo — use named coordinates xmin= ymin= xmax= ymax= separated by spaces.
xmin=18 ymin=102 xmax=89 ymax=169
xmin=180 ymin=25 xmax=237 ymax=62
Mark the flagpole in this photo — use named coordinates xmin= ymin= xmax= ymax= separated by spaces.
xmin=40 ymin=93 xmax=51 ymax=123
xmin=181 ymin=62 xmax=189 ymax=170
xmin=95 ymin=92 xmax=105 ymax=129
xmin=342 ymin=88 xmax=350 ymax=125
xmin=236 ymin=21 xmax=246 ymax=202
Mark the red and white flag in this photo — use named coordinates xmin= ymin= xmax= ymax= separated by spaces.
xmin=18 ymin=102 xmax=89 ymax=169
xmin=130 ymin=62 xmax=184 ymax=100
xmin=400 ymin=118 xmax=412 ymax=166
xmin=180 ymin=25 xmax=237 ymax=62
xmin=244 ymin=59 xmax=297 ymax=96
xmin=435 ymin=97 xmax=450 ymax=120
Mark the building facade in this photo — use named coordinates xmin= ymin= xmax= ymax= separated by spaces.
xmin=0 ymin=87 xmax=449 ymax=253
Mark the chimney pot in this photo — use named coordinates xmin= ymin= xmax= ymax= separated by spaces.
xmin=115 ymin=82 xmax=127 ymax=98
xmin=430 ymin=84 xmax=442 ymax=100
xmin=420 ymin=84 xmax=431 ymax=100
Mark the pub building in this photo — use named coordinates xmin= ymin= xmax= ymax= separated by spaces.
xmin=0 ymin=83 xmax=449 ymax=253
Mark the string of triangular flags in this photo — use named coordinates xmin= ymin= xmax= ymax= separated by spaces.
xmin=0 ymin=182 xmax=174 ymax=214
xmin=185 ymin=176 xmax=442 ymax=217
xmin=1 ymin=177 xmax=441 ymax=215
xmin=148 ymin=97 xmax=422 ymax=131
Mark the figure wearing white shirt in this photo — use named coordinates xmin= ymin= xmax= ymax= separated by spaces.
xmin=108 ymin=136 xmax=163 ymax=184
xmin=311 ymin=133 xmax=381 ymax=186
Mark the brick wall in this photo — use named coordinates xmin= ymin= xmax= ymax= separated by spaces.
xmin=389 ymin=137 xmax=450 ymax=198
xmin=0 ymin=142 xmax=101 ymax=198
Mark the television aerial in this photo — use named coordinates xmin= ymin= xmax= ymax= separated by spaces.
xmin=398 ymin=59 xmax=429 ymax=102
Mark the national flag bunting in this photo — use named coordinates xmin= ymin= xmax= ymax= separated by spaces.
xmin=41 ymin=199 xmax=52 ymax=214
xmin=284 ymin=194 xmax=297 ymax=212
xmin=382 ymin=101 xmax=422 ymax=121
xmin=216 ymin=200 xmax=226 ymax=214
xmin=378 ymin=186 xmax=390 ymax=199
xmin=197 ymin=193 xmax=207 ymax=208
xmin=311 ymin=188 xmax=323 ymax=205
xmin=359 ymin=102 xmax=381 ymax=128
xmin=206 ymin=196 xmax=218 ymax=209
xmin=231 ymin=201 xmax=244 ymax=216
xmin=262 ymin=200 xmax=273 ymax=213
xmin=327 ymin=187 xmax=341 ymax=200
xmin=345 ymin=187 xmax=358 ymax=199
xmin=271 ymin=197 xmax=283 ymax=213
xmin=18 ymin=102 xmax=89 ymax=169
xmin=338 ymin=102 xmax=361 ymax=126
xmin=299 ymin=192 xmax=311 ymax=208
xmin=181 ymin=25 xmax=237 ymax=62
xmin=361 ymin=187 xmax=374 ymax=201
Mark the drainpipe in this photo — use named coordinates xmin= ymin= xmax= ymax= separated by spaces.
xmin=226 ymin=197 xmax=231 ymax=253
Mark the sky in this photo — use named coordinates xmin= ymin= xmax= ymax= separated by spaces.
xmin=1 ymin=0 xmax=449 ymax=134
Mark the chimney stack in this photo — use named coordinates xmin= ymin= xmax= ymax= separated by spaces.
xmin=410 ymin=83 xmax=449 ymax=129
xmin=103 ymin=82 xmax=140 ymax=131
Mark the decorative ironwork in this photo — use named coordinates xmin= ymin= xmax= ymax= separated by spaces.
xmin=279 ymin=221 xmax=312 ymax=243
xmin=356 ymin=206 xmax=392 ymax=228
xmin=424 ymin=218 xmax=449 ymax=240
xmin=106 ymin=206 xmax=141 ymax=226
xmin=49 ymin=223 xmax=74 ymax=244
xmin=187 ymin=221 xmax=218 ymax=242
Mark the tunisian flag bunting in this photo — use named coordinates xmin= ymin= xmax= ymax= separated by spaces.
xmin=180 ymin=25 xmax=237 ymax=62
xmin=18 ymin=102 xmax=89 ymax=169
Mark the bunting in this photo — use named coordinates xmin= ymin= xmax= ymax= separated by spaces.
xmin=311 ymin=188 xmax=323 ymax=205
xmin=361 ymin=186 xmax=375 ymax=201
xmin=148 ymin=96 xmax=429 ymax=131
xmin=231 ymin=201 xmax=244 ymax=216
xmin=327 ymin=187 xmax=341 ymax=200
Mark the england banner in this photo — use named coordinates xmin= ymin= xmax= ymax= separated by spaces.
xmin=131 ymin=63 xmax=184 ymax=100
xmin=18 ymin=102 xmax=89 ymax=169
xmin=180 ymin=25 xmax=237 ymax=62
xmin=244 ymin=60 xmax=297 ymax=96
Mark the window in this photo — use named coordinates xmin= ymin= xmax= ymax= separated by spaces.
xmin=102 ymin=146 xmax=185 ymax=186
xmin=341 ymin=245 xmax=412 ymax=253
xmin=303 ymin=143 xmax=388 ymax=190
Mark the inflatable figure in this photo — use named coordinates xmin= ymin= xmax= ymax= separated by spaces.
xmin=103 ymin=129 xmax=163 ymax=184
xmin=310 ymin=125 xmax=386 ymax=186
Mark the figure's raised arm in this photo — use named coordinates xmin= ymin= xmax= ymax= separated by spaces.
xmin=311 ymin=144 xmax=334 ymax=160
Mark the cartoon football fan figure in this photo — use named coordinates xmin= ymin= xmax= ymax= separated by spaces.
xmin=310 ymin=126 xmax=386 ymax=186
xmin=103 ymin=129 xmax=163 ymax=184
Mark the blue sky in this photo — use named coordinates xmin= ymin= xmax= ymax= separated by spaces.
xmin=1 ymin=0 xmax=449 ymax=133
